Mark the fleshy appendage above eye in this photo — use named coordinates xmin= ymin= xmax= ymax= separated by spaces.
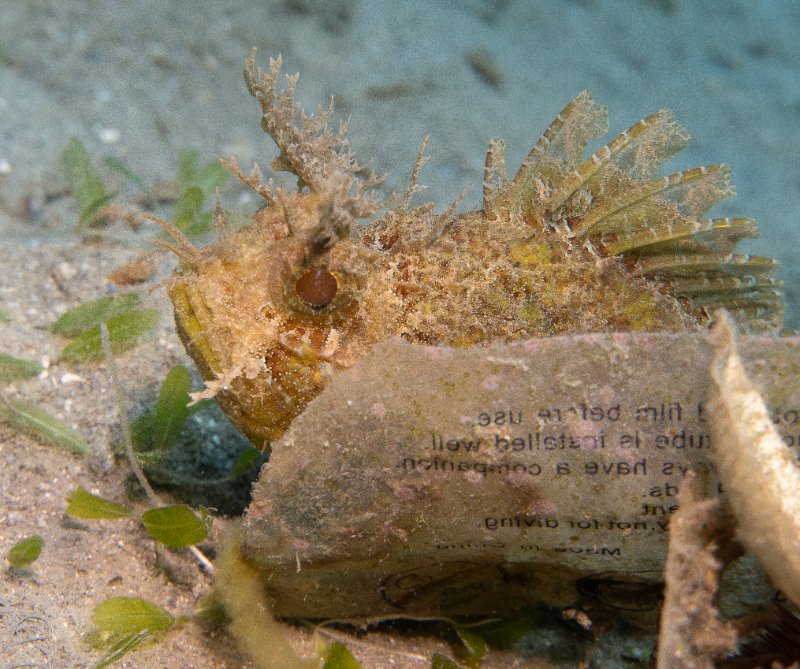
xmin=295 ymin=268 xmax=338 ymax=308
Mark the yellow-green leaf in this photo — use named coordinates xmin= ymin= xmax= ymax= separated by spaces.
xmin=66 ymin=487 xmax=130 ymax=519
xmin=178 ymin=149 xmax=229 ymax=195
xmin=50 ymin=293 xmax=141 ymax=337
xmin=172 ymin=149 xmax=228 ymax=238
xmin=141 ymin=505 xmax=207 ymax=549
xmin=173 ymin=186 xmax=205 ymax=234
xmin=104 ymin=156 xmax=149 ymax=192
xmin=431 ymin=655 xmax=462 ymax=669
xmin=60 ymin=309 xmax=159 ymax=363
xmin=322 ymin=641 xmax=362 ymax=669
xmin=229 ymin=446 xmax=262 ymax=477
xmin=152 ymin=365 xmax=191 ymax=451
xmin=0 ymin=395 xmax=92 ymax=455
xmin=91 ymin=597 xmax=174 ymax=634
xmin=130 ymin=366 xmax=192 ymax=455
xmin=466 ymin=607 xmax=539 ymax=649
xmin=62 ymin=137 xmax=113 ymax=228
xmin=129 ymin=411 xmax=155 ymax=452
xmin=91 ymin=630 xmax=149 ymax=669
xmin=453 ymin=626 xmax=486 ymax=668
xmin=78 ymin=192 xmax=116 ymax=227
xmin=193 ymin=593 xmax=230 ymax=626
xmin=0 ymin=353 xmax=43 ymax=383
xmin=7 ymin=535 xmax=43 ymax=568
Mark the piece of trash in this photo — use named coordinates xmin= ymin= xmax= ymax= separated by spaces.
xmin=242 ymin=331 xmax=798 ymax=619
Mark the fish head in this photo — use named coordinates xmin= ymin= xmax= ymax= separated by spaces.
xmin=166 ymin=188 xmax=379 ymax=449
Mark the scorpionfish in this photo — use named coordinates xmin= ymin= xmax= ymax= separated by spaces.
xmin=155 ymin=52 xmax=783 ymax=451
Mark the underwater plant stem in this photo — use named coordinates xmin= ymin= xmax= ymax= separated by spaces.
xmin=215 ymin=525 xmax=317 ymax=669
xmin=100 ymin=323 xmax=214 ymax=576
xmin=100 ymin=322 xmax=160 ymax=505
xmin=188 ymin=544 xmax=215 ymax=575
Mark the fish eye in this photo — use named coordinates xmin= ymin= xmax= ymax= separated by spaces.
xmin=295 ymin=267 xmax=338 ymax=308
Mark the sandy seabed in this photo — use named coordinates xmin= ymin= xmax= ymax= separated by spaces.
xmin=1 ymin=1 xmax=798 ymax=667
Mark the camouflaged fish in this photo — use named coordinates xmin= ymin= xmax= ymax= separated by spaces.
xmin=152 ymin=51 xmax=783 ymax=450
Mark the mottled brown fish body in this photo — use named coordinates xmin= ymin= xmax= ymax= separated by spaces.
xmin=159 ymin=53 xmax=781 ymax=450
